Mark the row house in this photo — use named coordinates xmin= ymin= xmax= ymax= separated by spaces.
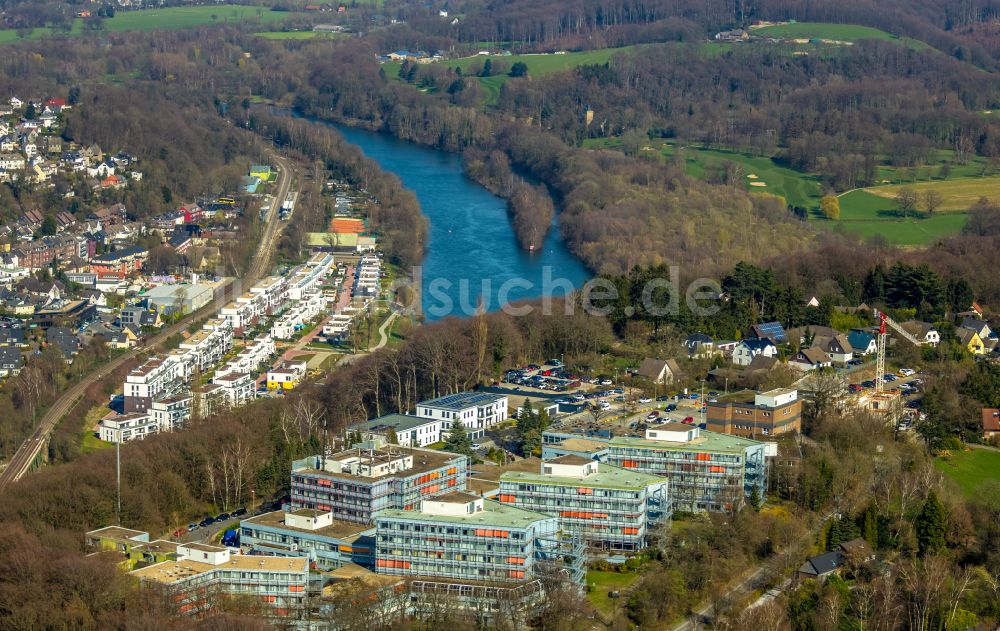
xmin=216 ymin=336 xmax=274 ymax=377
xmin=271 ymin=291 xmax=327 ymax=339
xmin=285 ymin=253 xmax=335 ymax=300
xmin=12 ymin=235 xmax=81 ymax=270
xmin=353 ymin=255 xmax=382 ymax=298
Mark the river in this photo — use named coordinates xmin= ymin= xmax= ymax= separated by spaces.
xmin=331 ymin=124 xmax=592 ymax=320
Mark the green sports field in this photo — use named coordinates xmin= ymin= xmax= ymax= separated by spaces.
xmin=934 ymin=448 xmax=1000 ymax=508
xmin=0 ymin=5 xmax=299 ymax=44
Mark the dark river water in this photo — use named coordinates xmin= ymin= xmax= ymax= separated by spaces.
xmin=331 ymin=124 xmax=592 ymax=320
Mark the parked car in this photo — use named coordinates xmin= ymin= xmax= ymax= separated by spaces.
xmin=598 ymin=401 xmax=611 ymax=410
xmin=188 ymin=523 xmax=200 ymax=532
xmin=217 ymin=512 xmax=230 ymax=522
xmin=848 ymin=383 xmax=862 ymax=393
xmin=898 ymin=368 xmax=916 ymax=377
xmin=646 ymin=411 xmax=660 ymax=421
xmin=199 ymin=517 xmax=215 ymax=528
xmin=638 ymin=397 xmax=652 ymax=403
xmin=231 ymin=508 xmax=247 ymax=517
xmin=883 ymin=373 xmax=897 ymax=382
xmin=471 ymin=442 xmax=482 ymax=450
xmin=862 ymin=380 xmax=876 ymax=389
xmin=656 ymin=395 xmax=671 ymax=402
xmin=698 ymin=423 xmax=707 ymax=430
xmin=848 ymin=359 xmax=864 ymax=366
xmin=173 ymin=527 xmax=187 ymax=538
xmin=600 ymin=379 xmax=613 ymax=386
xmin=665 ymin=403 xmax=678 ymax=412
xmin=687 ymin=393 xmax=700 ymax=399
xmin=682 ymin=416 xmax=694 ymax=424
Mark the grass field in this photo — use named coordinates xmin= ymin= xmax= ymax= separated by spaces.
xmin=586 ymin=570 xmax=642 ymax=616
xmin=934 ymin=447 xmax=1000 ymax=508
xmin=862 ymin=175 xmax=1000 ymax=212
xmin=255 ymin=30 xmax=345 ymax=40
xmin=836 ymin=190 xmax=968 ymax=245
xmin=0 ymin=5 xmax=298 ymax=44
xmin=753 ymin=22 xmax=897 ymax=42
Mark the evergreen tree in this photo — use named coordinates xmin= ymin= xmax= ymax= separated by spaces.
xmin=444 ymin=421 xmax=474 ymax=459
xmin=862 ymin=503 xmax=879 ymax=548
xmin=915 ymin=490 xmax=947 ymax=556
xmin=749 ymin=486 xmax=762 ymax=511
xmin=385 ymin=427 xmax=399 ymax=445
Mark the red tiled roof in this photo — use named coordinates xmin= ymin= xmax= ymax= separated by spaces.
xmin=984 ymin=408 xmax=1000 ymax=433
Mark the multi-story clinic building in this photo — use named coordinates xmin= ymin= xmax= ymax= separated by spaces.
xmin=290 ymin=444 xmax=468 ymax=523
xmin=128 ymin=542 xmax=309 ymax=618
xmin=707 ymin=388 xmax=802 ymax=438
xmin=604 ymin=424 xmax=772 ymax=513
xmin=240 ymin=508 xmax=375 ymax=571
xmin=415 ymin=392 xmax=508 ymax=441
xmin=498 ymin=455 xmax=669 ymax=552
xmin=374 ymin=492 xmax=584 ymax=585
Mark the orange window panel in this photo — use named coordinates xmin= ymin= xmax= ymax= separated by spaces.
xmin=622 ymin=460 xmax=637 ymax=468
xmin=289 ymin=585 xmax=305 ymax=593
xmin=623 ymin=527 xmax=639 ymax=535
xmin=507 ymin=556 xmax=525 ymax=565
xmin=709 ymin=466 xmax=726 ymax=473
xmin=577 ymin=487 xmax=594 ymax=494
xmin=447 ymin=467 xmax=457 ymax=475
xmin=427 ymin=484 xmax=441 ymax=493
xmin=448 ymin=479 xmax=457 ymax=486
xmin=499 ymin=494 xmax=516 ymax=503
xmin=508 ymin=570 xmax=525 ymax=579
xmin=317 ymin=479 xmax=332 ymax=486
xmin=696 ymin=453 xmax=711 ymax=461
xmin=338 ymin=545 xmax=353 ymax=553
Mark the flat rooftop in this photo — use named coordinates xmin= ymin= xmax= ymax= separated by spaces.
xmin=550 ymin=437 xmax=609 ymax=454
xmin=350 ymin=413 xmax=437 ymax=433
xmin=469 ymin=457 xmax=543 ymax=485
xmin=501 ymin=462 xmax=664 ymax=491
xmin=420 ymin=392 xmax=506 ymax=411
xmin=608 ymin=429 xmax=765 ymax=453
xmin=131 ymin=555 xmax=308 ymax=585
xmin=87 ymin=526 xmax=147 ymax=541
xmin=135 ymin=540 xmax=179 ymax=555
xmin=377 ymin=499 xmax=551 ymax=529
xmin=242 ymin=510 xmax=371 ymax=541
xmin=295 ymin=447 xmax=463 ymax=482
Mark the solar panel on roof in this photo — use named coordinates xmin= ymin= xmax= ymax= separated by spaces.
xmin=754 ymin=321 xmax=788 ymax=343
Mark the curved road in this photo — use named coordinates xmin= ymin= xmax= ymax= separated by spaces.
xmin=0 ymin=154 xmax=293 ymax=493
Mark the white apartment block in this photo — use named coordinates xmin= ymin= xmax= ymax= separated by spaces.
xmin=415 ymin=392 xmax=508 ymax=441
xmin=124 ymin=357 xmax=185 ymax=413
xmin=149 ymin=394 xmax=193 ymax=432
xmin=213 ymin=371 xmax=256 ymax=407
xmin=216 ymin=336 xmax=275 ymax=378
xmin=98 ymin=412 xmax=159 ymax=443
xmin=353 ymin=256 xmax=381 ymax=298
xmin=271 ymin=291 xmax=327 ymax=340
xmin=249 ymin=276 xmax=289 ymax=315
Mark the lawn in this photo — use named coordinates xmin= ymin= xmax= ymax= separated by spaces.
xmin=586 ymin=570 xmax=643 ymax=616
xmin=0 ymin=5 xmax=298 ymax=44
xmin=862 ymin=175 xmax=1000 ymax=212
xmin=836 ymin=190 xmax=968 ymax=245
xmin=934 ymin=447 xmax=1000 ymax=508
xmin=753 ymin=22 xmax=897 ymax=42
xmin=255 ymin=30 xmax=345 ymax=40
xmin=81 ymin=431 xmax=113 ymax=454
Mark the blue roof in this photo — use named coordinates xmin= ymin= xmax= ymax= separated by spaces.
xmin=751 ymin=321 xmax=788 ymax=344
xmin=740 ymin=338 xmax=775 ymax=352
xmin=848 ymin=330 xmax=874 ymax=349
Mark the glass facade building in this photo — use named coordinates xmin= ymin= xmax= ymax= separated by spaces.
xmin=498 ymin=456 xmax=669 ymax=552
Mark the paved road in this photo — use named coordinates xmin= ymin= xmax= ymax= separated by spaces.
xmin=0 ymin=154 xmax=293 ymax=492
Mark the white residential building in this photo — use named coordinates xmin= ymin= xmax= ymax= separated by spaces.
xmin=98 ymin=412 xmax=159 ymax=443
xmin=149 ymin=394 xmax=193 ymax=432
xmin=415 ymin=392 xmax=508 ymax=441
xmin=213 ymin=372 xmax=256 ymax=407
xmin=124 ymin=357 xmax=184 ymax=413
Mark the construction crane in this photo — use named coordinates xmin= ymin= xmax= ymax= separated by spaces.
xmin=873 ymin=309 xmax=924 ymax=393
